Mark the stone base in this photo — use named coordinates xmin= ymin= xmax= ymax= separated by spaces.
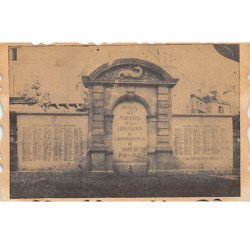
xmin=88 ymin=148 xmax=181 ymax=174
xmin=89 ymin=148 xmax=114 ymax=172
xmin=88 ymin=147 xmax=235 ymax=176
xmin=91 ymin=152 xmax=106 ymax=171
xmin=150 ymin=148 xmax=180 ymax=170
xmin=105 ymin=151 xmax=114 ymax=172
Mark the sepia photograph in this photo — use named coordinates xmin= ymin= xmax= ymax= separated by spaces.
xmin=2 ymin=2 xmax=250 ymax=250
xmin=8 ymin=44 xmax=240 ymax=199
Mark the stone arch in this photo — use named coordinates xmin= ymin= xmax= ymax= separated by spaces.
xmin=82 ymin=58 xmax=179 ymax=174
xmin=111 ymin=93 xmax=152 ymax=116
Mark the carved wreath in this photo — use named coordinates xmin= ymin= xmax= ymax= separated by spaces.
xmin=118 ymin=66 xmax=143 ymax=79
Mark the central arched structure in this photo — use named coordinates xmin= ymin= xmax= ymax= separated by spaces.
xmin=82 ymin=58 xmax=179 ymax=174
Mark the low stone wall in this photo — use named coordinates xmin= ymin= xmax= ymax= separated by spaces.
xmin=11 ymin=111 xmax=234 ymax=174
xmin=172 ymin=114 xmax=233 ymax=172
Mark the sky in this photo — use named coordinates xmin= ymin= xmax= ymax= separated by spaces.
xmin=9 ymin=44 xmax=239 ymax=114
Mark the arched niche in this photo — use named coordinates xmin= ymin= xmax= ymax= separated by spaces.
xmin=112 ymin=101 xmax=148 ymax=174
xmin=111 ymin=93 xmax=152 ymax=116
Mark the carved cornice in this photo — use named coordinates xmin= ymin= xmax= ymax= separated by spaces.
xmin=83 ymin=79 xmax=178 ymax=88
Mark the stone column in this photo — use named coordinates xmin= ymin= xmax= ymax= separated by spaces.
xmin=89 ymin=85 xmax=106 ymax=171
xmin=147 ymin=114 xmax=157 ymax=172
xmin=156 ymin=86 xmax=172 ymax=168
xmin=104 ymin=114 xmax=114 ymax=172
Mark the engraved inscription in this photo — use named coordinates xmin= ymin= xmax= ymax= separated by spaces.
xmin=112 ymin=102 xmax=148 ymax=163
xmin=174 ymin=125 xmax=230 ymax=160
xmin=21 ymin=124 xmax=84 ymax=164
xmin=21 ymin=127 xmax=33 ymax=161
xmin=74 ymin=128 xmax=84 ymax=162
xmin=43 ymin=126 xmax=53 ymax=161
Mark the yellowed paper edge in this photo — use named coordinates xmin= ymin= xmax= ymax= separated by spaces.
xmin=0 ymin=43 xmax=248 ymax=201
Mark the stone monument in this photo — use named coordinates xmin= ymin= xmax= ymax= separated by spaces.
xmin=83 ymin=58 xmax=179 ymax=174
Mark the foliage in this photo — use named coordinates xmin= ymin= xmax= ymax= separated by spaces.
xmin=18 ymin=81 xmax=89 ymax=111
xmin=17 ymin=81 xmax=51 ymax=111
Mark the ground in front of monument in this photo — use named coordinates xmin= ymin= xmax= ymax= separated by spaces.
xmin=10 ymin=171 xmax=240 ymax=199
